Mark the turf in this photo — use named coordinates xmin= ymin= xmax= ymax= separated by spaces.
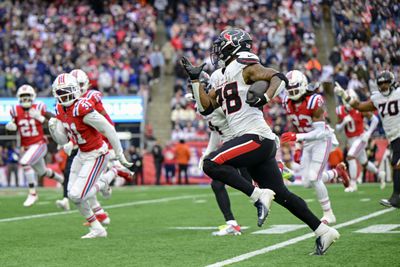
xmin=0 ymin=184 xmax=398 ymax=267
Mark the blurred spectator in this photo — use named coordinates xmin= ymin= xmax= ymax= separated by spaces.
xmin=0 ymin=0 xmax=157 ymax=97
xmin=128 ymin=146 xmax=144 ymax=185
xmin=5 ymin=143 xmax=19 ymax=187
xmin=163 ymin=142 xmax=176 ymax=184
xmin=175 ymin=139 xmax=190 ymax=185
xmin=152 ymin=141 xmax=164 ymax=185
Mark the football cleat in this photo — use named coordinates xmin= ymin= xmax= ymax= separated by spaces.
xmin=55 ymin=198 xmax=70 ymax=211
xmin=81 ymin=227 xmax=107 ymax=239
xmin=335 ymin=163 xmax=350 ymax=188
xmin=344 ymin=181 xmax=357 ymax=193
xmin=321 ymin=212 xmax=336 ymax=225
xmin=254 ymin=189 xmax=275 ymax=227
xmin=23 ymin=193 xmax=38 ymax=207
xmin=212 ymin=224 xmax=242 ymax=236
xmin=83 ymin=213 xmax=110 ymax=226
xmin=312 ymin=227 xmax=340 ymax=255
xmin=112 ymin=166 xmax=134 ymax=182
xmin=380 ymin=194 xmax=399 ymax=208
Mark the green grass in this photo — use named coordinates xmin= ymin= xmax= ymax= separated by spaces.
xmin=0 ymin=184 xmax=398 ymax=267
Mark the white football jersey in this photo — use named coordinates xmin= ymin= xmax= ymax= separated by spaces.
xmin=206 ymin=68 xmax=234 ymax=143
xmin=217 ymin=51 xmax=275 ymax=140
xmin=371 ymin=86 xmax=400 ymax=141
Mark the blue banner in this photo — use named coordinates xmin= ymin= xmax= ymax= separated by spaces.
xmin=0 ymin=96 xmax=144 ymax=124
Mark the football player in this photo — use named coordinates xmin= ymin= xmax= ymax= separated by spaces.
xmin=335 ymin=87 xmax=385 ymax=192
xmin=5 ymin=85 xmax=63 ymax=207
xmin=335 ymin=70 xmax=400 ymax=208
xmin=182 ymin=28 xmax=339 ymax=255
xmin=49 ymin=73 xmax=133 ymax=238
xmin=280 ymin=70 xmax=350 ymax=225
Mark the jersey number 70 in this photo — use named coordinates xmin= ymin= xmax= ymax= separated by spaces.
xmin=378 ymin=100 xmax=399 ymax=118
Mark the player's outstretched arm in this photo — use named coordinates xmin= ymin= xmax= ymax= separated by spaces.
xmin=83 ymin=111 xmax=132 ymax=167
xmin=334 ymin=82 xmax=376 ymax=112
xmin=181 ymin=57 xmax=217 ymax=115
xmin=243 ymin=64 xmax=288 ymax=102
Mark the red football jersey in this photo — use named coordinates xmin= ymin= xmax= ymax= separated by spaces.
xmin=336 ymin=105 xmax=364 ymax=137
xmin=283 ymin=94 xmax=324 ymax=133
xmin=82 ymin=90 xmax=113 ymax=148
xmin=55 ymin=99 xmax=105 ymax=152
xmin=10 ymin=102 xmax=47 ymax=147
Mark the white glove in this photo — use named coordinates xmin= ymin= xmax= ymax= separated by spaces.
xmin=361 ymin=132 xmax=370 ymax=143
xmin=48 ymin=118 xmax=58 ymax=131
xmin=198 ymin=155 xmax=205 ymax=171
xmin=63 ymin=141 xmax=74 ymax=156
xmin=5 ymin=121 xmax=17 ymax=131
xmin=116 ymin=153 xmax=133 ymax=168
xmin=342 ymin=115 xmax=352 ymax=125
xmin=334 ymin=82 xmax=348 ymax=99
xmin=29 ymin=108 xmax=45 ymax=123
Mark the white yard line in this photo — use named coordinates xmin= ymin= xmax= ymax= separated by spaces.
xmin=0 ymin=194 xmax=207 ymax=223
xmin=206 ymin=208 xmax=396 ymax=267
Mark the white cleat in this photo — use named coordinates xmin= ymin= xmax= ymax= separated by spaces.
xmin=254 ymin=189 xmax=275 ymax=227
xmin=55 ymin=198 xmax=70 ymax=211
xmin=81 ymin=227 xmax=107 ymax=239
xmin=344 ymin=181 xmax=357 ymax=192
xmin=321 ymin=212 xmax=336 ymax=225
xmin=313 ymin=227 xmax=340 ymax=255
xmin=23 ymin=193 xmax=38 ymax=207
xmin=212 ymin=224 xmax=242 ymax=236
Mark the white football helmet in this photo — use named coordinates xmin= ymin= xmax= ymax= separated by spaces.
xmin=52 ymin=73 xmax=81 ymax=107
xmin=286 ymin=70 xmax=308 ymax=101
xmin=17 ymin=84 xmax=36 ymax=108
xmin=70 ymin=69 xmax=90 ymax=94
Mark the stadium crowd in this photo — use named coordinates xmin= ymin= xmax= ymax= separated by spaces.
xmin=0 ymin=0 xmax=159 ymax=98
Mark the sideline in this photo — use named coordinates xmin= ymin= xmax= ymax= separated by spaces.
xmin=205 ymin=208 xmax=396 ymax=267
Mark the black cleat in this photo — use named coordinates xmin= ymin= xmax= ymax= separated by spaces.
xmin=254 ymin=200 xmax=269 ymax=227
xmin=380 ymin=194 xmax=400 ymax=208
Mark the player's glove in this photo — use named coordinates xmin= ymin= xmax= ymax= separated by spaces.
xmin=280 ymin=132 xmax=297 ymax=143
xmin=294 ymin=148 xmax=302 ymax=163
xmin=181 ymin=56 xmax=206 ymax=80
xmin=29 ymin=108 xmax=45 ymax=123
xmin=5 ymin=121 xmax=17 ymax=131
xmin=246 ymin=94 xmax=269 ymax=108
xmin=63 ymin=141 xmax=74 ymax=156
xmin=116 ymin=153 xmax=133 ymax=168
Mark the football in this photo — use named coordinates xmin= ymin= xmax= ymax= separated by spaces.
xmin=246 ymin=80 xmax=270 ymax=103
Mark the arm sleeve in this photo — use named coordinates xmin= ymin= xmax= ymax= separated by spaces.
xmin=296 ymin=121 xmax=326 ymax=142
xmin=83 ymin=111 xmax=123 ymax=155
xmin=365 ymin=114 xmax=379 ymax=136
xmin=49 ymin=119 xmax=69 ymax=145
xmin=204 ymin=131 xmax=221 ymax=156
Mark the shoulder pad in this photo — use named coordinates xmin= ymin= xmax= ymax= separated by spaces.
xmin=209 ymin=68 xmax=224 ymax=88
xmin=236 ymin=52 xmax=260 ymax=65
xmin=85 ymin=90 xmax=103 ymax=103
xmin=307 ymin=94 xmax=324 ymax=110
xmin=34 ymin=101 xmax=47 ymax=113
xmin=73 ymin=99 xmax=94 ymax=117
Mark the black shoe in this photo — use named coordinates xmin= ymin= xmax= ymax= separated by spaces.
xmin=254 ymin=200 xmax=269 ymax=227
xmin=380 ymin=194 xmax=399 ymax=208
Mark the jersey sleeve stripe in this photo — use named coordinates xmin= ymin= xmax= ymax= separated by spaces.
xmin=73 ymin=101 xmax=80 ymax=117
xmin=10 ymin=106 xmax=16 ymax=117
xmin=336 ymin=106 xmax=341 ymax=115
xmin=308 ymin=95 xmax=320 ymax=109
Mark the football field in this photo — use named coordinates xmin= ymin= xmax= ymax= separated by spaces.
xmin=0 ymin=184 xmax=398 ymax=267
